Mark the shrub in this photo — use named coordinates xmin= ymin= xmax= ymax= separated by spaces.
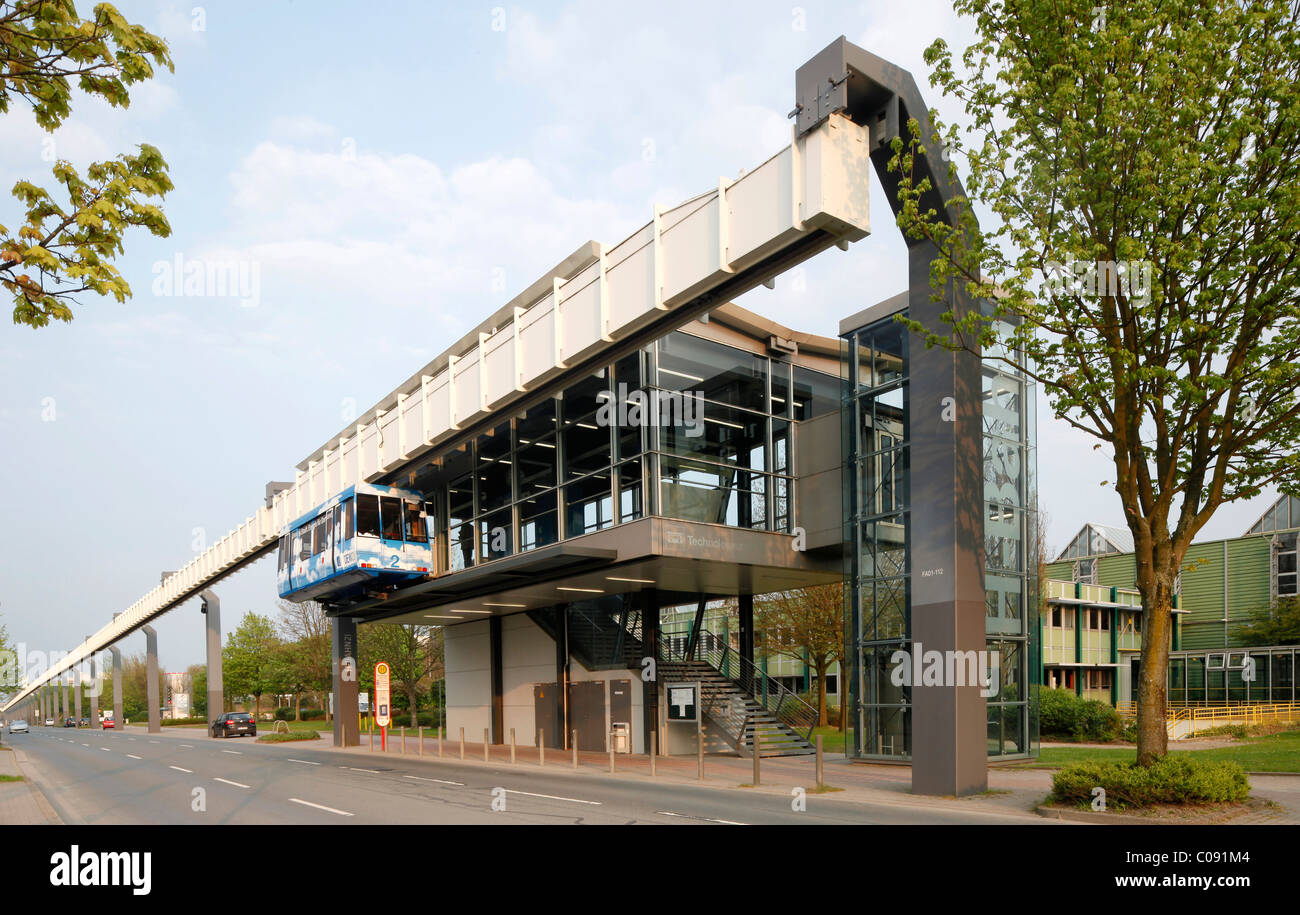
xmin=300 ymin=709 xmax=325 ymax=721
xmin=1039 ymin=688 xmax=1122 ymax=742
xmin=160 ymin=716 xmax=208 ymax=727
xmin=1194 ymin=724 xmax=1249 ymax=739
xmin=273 ymin=708 xmax=296 ymax=721
xmin=1051 ymin=756 xmax=1250 ymax=809
xmin=257 ymin=730 xmax=319 ymax=742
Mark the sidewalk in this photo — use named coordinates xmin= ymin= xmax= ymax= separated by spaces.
xmin=0 ymin=745 xmax=62 ymax=824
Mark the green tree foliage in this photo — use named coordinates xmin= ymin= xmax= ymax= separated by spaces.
xmin=360 ymin=623 xmax=443 ymax=728
xmin=275 ymin=599 xmax=332 ymax=719
xmin=0 ymin=0 xmax=174 ymax=326
xmin=755 ymin=584 xmax=847 ymax=729
xmin=890 ymin=0 xmax=1300 ymax=765
xmin=1236 ymin=596 xmax=1300 ymax=645
xmin=187 ymin=662 xmax=206 ymax=718
xmin=223 ymin=612 xmax=281 ymax=720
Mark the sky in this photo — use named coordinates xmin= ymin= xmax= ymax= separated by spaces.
xmin=0 ymin=0 xmax=1280 ymax=676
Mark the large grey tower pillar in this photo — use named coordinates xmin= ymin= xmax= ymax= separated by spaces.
xmin=200 ymin=590 xmax=223 ymax=726
xmin=143 ymin=625 xmax=160 ymax=734
xmin=108 ymin=646 xmax=123 ymax=729
xmin=72 ymin=666 xmax=81 ymax=725
xmin=331 ymin=615 xmax=359 ymax=747
xmin=796 ymin=38 xmax=988 ymax=795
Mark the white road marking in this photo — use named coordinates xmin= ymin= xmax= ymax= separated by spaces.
xmin=149 ymin=741 xmax=159 ymax=744
xmin=169 ymin=766 xmax=193 ymax=773
xmin=221 ymin=750 xmax=242 ymax=755
xmin=214 ymin=778 xmax=250 ymax=789
xmin=180 ymin=744 xmax=194 ymax=749
xmin=347 ymin=767 xmax=381 ymax=774
xmin=656 ymin=811 xmax=748 ymax=825
xmin=81 ymin=743 xmax=89 ymax=747
xmin=99 ymin=747 xmax=111 ymax=752
xmin=403 ymin=775 xmax=465 ymax=786
xmin=126 ymin=754 xmax=142 ymax=760
xmin=502 ymin=789 xmax=601 ymax=806
xmin=287 ymin=759 xmax=320 ymax=766
xmin=289 ymin=798 xmax=353 ymax=817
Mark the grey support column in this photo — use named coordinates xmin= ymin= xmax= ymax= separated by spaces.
xmin=796 ymin=38 xmax=988 ymax=795
xmin=640 ymin=589 xmax=660 ymax=756
xmin=331 ymin=615 xmax=359 ymax=747
xmin=86 ymin=638 xmax=99 ymax=726
xmin=200 ymin=590 xmax=223 ymax=726
xmin=108 ymin=646 xmax=123 ymax=728
xmin=73 ymin=667 xmax=82 ymax=724
xmin=738 ymin=593 xmax=754 ymax=693
xmin=143 ymin=625 xmax=160 ymax=734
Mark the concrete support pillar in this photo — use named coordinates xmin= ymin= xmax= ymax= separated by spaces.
xmin=108 ymin=646 xmax=123 ymax=729
xmin=73 ymin=667 xmax=82 ymax=724
xmin=640 ymin=589 xmax=660 ymax=756
xmin=62 ymin=680 xmax=69 ymax=720
xmin=738 ymin=592 xmax=754 ymax=693
xmin=143 ymin=625 xmax=160 ymax=734
xmin=331 ymin=615 xmax=359 ymax=747
xmin=200 ymin=590 xmax=223 ymax=726
xmin=903 ymin=238 xmax=988 ymax=797
xmin=556 ymin=606 xmax=569 ymax=749
xmin=87 ymin=638 xmax=99 ymax=727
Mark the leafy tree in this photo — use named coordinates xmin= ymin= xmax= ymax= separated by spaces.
xmin=755 ymin=584 xmax=846 ymax=728
xmin=223 ymin=612 xmax=281 ymax=720
xmin=187 ymin=662 xmax=207 ymax=718
xmin=275 ymin=599 xmax=332 ymax=718
xmin=1 ymin=0 xmax=174 ymax=327
xmin=360 ymin=623 xmax=443 ymax=728
xmin=1236 ymin=596 xmax=1300 ymax=646
xmin=891 ymin=0 xmax=1300 ymax=765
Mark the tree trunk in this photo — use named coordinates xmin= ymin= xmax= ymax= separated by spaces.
xmin=816 ymin=670 xmax=828 ymax=728
xmin=294 ymin=691 xmax=301 ymax=721
xmin=1134 ymin=580 xmax=1174 ymax=766
xmin=407 ymin=684 xmax=419 ymax=728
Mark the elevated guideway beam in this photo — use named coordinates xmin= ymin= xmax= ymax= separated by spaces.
xmin=2 ymin=100 xmax=873 ymax=714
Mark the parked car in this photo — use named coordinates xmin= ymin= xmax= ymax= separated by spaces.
xmin=63 ymin=718 xmax=75 ymax=728
xmin=44 ymin=718 xmax=55 ymax=727
xmin=101 ymin=717 xmax=115 ymax=730
xmin=210 ymin=712 xmax=256 ymax=738
xmin=7 ymin=720 xmax=29 ymax=734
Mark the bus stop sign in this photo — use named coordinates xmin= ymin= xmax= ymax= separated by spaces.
xmin=374 ymin=662 xmax=391 ymax=728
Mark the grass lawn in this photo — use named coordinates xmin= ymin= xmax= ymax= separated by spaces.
xmin=809 ymin=726 xmax=847 ymax=755
xmin=1028 ymin=729 xmax=1300 ymax=772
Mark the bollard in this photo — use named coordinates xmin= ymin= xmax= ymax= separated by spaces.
xmin=697 ymin=730 xmax=704 ymax=781
xmin=484 ymin=728 xmax=490 ymax=763
xmin=572 ymin=729 xmax=578 ymax=769
xmin=538 ymin=729 xmax=545 ymax=766
xmin=609 ymin=733 xmax=615 ymax=774
xmin=419 ymin=726 xmax=424 ymax=757
xmin=368 ymin=728 xmax=373 ymax=752
xmin=753 ymin=735 xmax=760 ymax=786
xmin=459 ymin=727 xmax=465 ymax=760
xmin=401 ymin=726 xmax=406 ymax=755
xmin=650 ymin=732 xmax=656 ymax=777
xmin=510 ymin=728 xmax=516 ymax=764
xmin=815 ymin=734 xmax=824 ymax=790
xmin=438 ymin=726 xmax=443 ymax=758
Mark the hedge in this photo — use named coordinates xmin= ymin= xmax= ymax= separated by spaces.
xmin=1039 ymin=688 xmax=1122 ymax=742
xmin=1051 ymin=756 xmax=1250 ymax=809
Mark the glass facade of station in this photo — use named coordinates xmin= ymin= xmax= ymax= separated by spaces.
xmin=842 ymin=311 xmax=1039 ymax=760
xmin=417 ymin=329 xmax=839 ymax=574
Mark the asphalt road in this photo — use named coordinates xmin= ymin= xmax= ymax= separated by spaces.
xmin=10 ymin=726 xmax=1042 ymax=825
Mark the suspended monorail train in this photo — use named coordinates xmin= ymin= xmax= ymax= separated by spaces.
xmin=276 ymin=482 xmax=434 ymax=603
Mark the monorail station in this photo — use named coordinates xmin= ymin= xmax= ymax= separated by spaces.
xmin=2 ymin=38 xmax=1037 ymax=797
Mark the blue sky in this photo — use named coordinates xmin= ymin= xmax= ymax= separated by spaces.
xmin=0 ymin=0 xmax=1278 ymax=673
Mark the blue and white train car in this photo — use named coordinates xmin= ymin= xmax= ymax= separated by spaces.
xmin=277 ymin=482 xmax=434 ymax=603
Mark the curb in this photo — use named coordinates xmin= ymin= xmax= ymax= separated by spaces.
xmin=10 ymin=748 xmax=65 ymax=825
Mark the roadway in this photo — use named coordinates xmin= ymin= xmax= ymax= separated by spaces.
xmin=7 ymin=725 xmax=1050 ymax=825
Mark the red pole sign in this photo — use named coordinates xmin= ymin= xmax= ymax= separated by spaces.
xmin=375 ymin=662 xmax=391 ymax=751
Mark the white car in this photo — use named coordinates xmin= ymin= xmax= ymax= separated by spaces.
xmin=44 ymin=718 xmax=55 ymax=727
xmin=7 ymin=719 xmax=29 ymax=734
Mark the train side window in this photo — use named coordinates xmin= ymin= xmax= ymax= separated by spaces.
xmin=405 ymin=501 xmax=428 ymax=543
xmin=357 ymin=495 xmax=380 ymax=538
xmin=277 ymin=535 xmax=287 ymax=572
xmin=342 ymin=498 xmax=355 ymax=540
xmin=295 ymin=526 xmax=310 ymax=559
xmin=380 ymin=496 xmax=403 ymax=541
xmin=312 ymin=516 xmax=328 ymax=556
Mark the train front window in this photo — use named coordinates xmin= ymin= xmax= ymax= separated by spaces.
xmin=405 ymin=502 xmax=428 ymax=543
xmin=357 ymin=495 xmax=380 ymax=538
xmin=380 ymin=496 xmax=403 ymax=541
